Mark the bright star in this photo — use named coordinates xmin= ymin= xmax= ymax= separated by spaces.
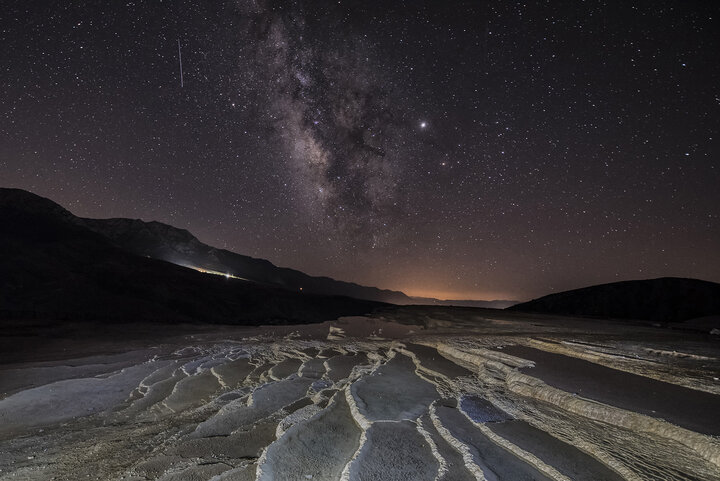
xmin=420 ymin=121 xmax=427 ymax=129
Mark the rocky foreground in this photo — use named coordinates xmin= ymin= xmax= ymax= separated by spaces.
xmin=1 ymin=309 xmax=719 ymax=480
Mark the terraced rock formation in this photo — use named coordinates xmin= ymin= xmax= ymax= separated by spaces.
xmin=1 ymin=312 xmax=719 ymax=480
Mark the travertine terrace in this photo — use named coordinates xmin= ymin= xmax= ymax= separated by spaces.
xmin=1 ymin=309 xmax=719 ymax=480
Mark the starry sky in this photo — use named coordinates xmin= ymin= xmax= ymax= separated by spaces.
xmin=2 ymin=0 xmax=719 ymax=301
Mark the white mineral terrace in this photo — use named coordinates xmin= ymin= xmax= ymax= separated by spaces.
xmin=1 ymin=311 xmax=719 ymax=480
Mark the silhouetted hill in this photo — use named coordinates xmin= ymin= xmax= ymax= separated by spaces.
xmin=509 ymin=277 xmax=720 ymax=323
xmin=80 ymin=217 xmax=412 ymax=304
xmin=0 ymin=188 xmax=382 ymax=324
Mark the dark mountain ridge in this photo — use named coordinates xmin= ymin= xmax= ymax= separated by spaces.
xmin=0 ymin=188 xmax=382 ymax=324
xmin=80 ymin=216 xmax=412 ymax=304
xmin=509 ymin=277 xmax=720 ymax=323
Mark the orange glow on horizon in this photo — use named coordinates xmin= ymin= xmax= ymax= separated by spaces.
xmin=399 ymin=287 xmax=516 ymax=302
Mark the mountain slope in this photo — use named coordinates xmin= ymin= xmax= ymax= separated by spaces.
xmin=509 ymin=277 xmax=720 ymax=323
xmin=0 ymin=188 xmax=382 ymax=324
xmin=80 ymin=217 xmax=412 ymax=304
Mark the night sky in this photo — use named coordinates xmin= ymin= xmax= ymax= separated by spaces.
xmin=2 ymin=1 xmax=719 ymax=301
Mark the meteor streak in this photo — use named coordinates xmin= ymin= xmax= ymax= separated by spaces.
xmin=177 ymin=39 xmax=184 ymax=88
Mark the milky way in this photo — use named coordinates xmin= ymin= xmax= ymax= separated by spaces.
xmin=250 ymin=4 xmax=402 ymax=242
xmin=1 ymin=0 xmax=719 ymax=299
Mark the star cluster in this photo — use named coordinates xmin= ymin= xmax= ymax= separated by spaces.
xmin=1 ymin=0 xmax=718 ymax=300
